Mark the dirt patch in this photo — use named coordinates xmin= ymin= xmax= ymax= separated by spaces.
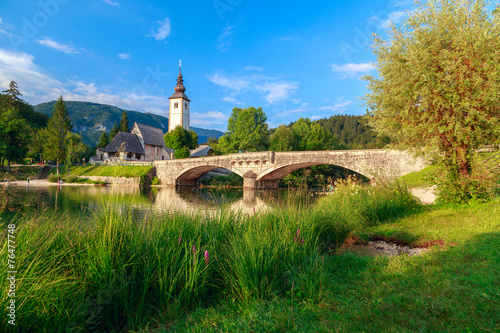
xmin=339 ymin=236 xmax=453 ymax=257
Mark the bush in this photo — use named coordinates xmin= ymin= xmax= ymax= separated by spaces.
xmin=64 ymin=175 xmax=79 ymax=183
xmin=151 ymin=177 xmax=161 ymax=185
xmin=48 ymin=174 xmax=63 ymax=183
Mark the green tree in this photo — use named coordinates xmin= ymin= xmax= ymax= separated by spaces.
xmin=65 ymin=131 xmax=86 ymax=175
xmin=363 ymin=0 xmax=500 ymax=202
xmin=120 ymin=110 xmax=129 ymax=133
xmin=219 ymin=107 xmax=269 ymax=153
xmin=270 ymin=124 xmax=295 ymax=151
xmin=97 ymin=131 xmax=109 ymax=148
xmin=0 ymin=107 xmax=31 ymax=172
xmin=109 ymin=121 xmax=119 ymax=140
xmin=291 ymin=118 xmax=335 ymax=151
xmin=164 ymin=125 xmax=198 ymax=159
xmin=43 ymin=96 xmax=73 ymax=174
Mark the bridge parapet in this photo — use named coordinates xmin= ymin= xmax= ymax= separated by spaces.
xmin=154 ymin=150 xmax=427 ymax=188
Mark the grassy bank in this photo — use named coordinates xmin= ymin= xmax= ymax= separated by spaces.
xmin=69 ymin=165 xmax=153 ymax=178
xmin=171 ymin=199 xmax=500 ymax=332
xmin=0 ymin=166 xmax=44 ymax=181
xmin=0 ymin=182 xmax=419 ymax=332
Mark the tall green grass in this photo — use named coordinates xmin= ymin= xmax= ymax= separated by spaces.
xmin=0 ymin=182 xmax=420 ymax=332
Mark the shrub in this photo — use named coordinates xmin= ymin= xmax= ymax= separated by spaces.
xmin=151 ymin=177 xmax=161 ymax=185
xmin=64 ymin=175 xmax=79 ymax=183
xmin=48 ymin=174 xmax=63 ymax=183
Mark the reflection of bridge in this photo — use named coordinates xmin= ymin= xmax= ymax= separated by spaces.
xmin=154 ymin=187 xmax=270 ymax=215
xmin=155 ymin=150 xmax=426 ymax=189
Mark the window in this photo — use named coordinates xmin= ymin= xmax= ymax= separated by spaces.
xmin=184 ymin=102 xmax=188 ymax=109
xmin=174 ymin=102 xmax=179 ymax=108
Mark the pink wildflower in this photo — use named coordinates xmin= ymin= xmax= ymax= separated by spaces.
xmin=178 ymin=237 xmax=182 ymax=246
xmin=204 ymin=250 xmax=209 ymax=266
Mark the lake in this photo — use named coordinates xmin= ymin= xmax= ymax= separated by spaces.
xmin=1 ymin=184 xmax=322 ymax=223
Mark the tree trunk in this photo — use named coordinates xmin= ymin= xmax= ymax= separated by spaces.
xmin=7 ymin=159 xmax=10 ymax=173
xmin=57 ymin=158 xmax=59 ymax=175
xmin=0 ymin=157 xmax=3 ymax=172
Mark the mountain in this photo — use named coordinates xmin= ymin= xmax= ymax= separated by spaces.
xmin=34 ymin=101 xmax=224 ymax=146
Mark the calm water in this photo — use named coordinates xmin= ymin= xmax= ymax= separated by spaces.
xmin=1 ymin=184 xmax=322 ymax=223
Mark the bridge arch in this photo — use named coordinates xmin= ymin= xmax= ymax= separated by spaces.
xmin=257 ymin=161 xmax=373 ymax=182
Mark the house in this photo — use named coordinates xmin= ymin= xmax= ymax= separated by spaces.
xmin=94 ymin=122 xmax=174 ymax=162
xmin=189 ymin=145 xmax=213 ymax=158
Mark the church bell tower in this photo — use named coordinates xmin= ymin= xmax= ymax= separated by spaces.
xmin=168 ymin=61 xmax=190 ymax=132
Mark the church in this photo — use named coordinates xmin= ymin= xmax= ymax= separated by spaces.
xmin=94 ymin=65 xmax=194 ymax=163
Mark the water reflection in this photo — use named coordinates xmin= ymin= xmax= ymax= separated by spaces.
xmin=2 ymin=185 xmax=320 ymax=222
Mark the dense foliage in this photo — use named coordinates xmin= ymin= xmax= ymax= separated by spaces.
xmin=363 ymin=0 xmax=500 ymax=202
xmin=164 ymin=125 xmax=199 ymax=159
xmin=0 ymin=81 xmax=44 ymax=171
xmin=219 ymin=107 xmax=269 ymax=153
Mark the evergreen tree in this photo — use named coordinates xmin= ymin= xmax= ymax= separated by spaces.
xmin=97 ymin=131 xmax=109 ymax=148
xmin=43 ymin=96 xmax=73 ymax=174
xmin=109 ymin=122 xmax=119 ymax=140
xmin=120 ymin=110 xmax=129 ymax=133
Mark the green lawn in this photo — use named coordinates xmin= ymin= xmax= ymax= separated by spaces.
xmin=170 ymin=199 xmax=500 ymax=332
xmin=69 ymin=165 xmax=153 ymax=178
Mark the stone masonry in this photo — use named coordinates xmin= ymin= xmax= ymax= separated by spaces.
xmin=154 ymin=149 xmax=427 ymax=189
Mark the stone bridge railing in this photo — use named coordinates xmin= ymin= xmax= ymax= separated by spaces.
xmin=154 ymin=149 xmax=427 ymax=189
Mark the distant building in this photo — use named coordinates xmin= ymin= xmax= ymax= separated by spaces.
xmin=168 ymin=66 xmax=190 ymax=132
xmin=94 ymin=122 xmax=173 ymax=162
xmin=189 ymin=145 xmax=213 ymax=158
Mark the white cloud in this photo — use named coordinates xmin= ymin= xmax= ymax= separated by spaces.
xmin=207 ymin=72 xmax=299 ymax=105
xmin=310 ymin=116 xmax=322 ymax=121
xmin=244 ymin=65 xmax=264 ymax=72
xmin=0 ymin=48 xmax=172 ymax=115
xmin=318 ymin=100 xmax=352 ymax=113
xmin=152 ymin=18 xmax=171 ymax=40
xmin=191 ymin=111 xmax=228 ymax=127
xmin=118 ymin=53 xmax=131 ymax=60
xmin=0 ymin=18 xmax=2 ymax=24
xmin=275 ymin=107 xmax=306 ymax=118
xmin=222 ymin=96 xmax=245 ymax=105
xmin=102 ymin=0 xmax=119 ymax=5
xmin=331 ymin=63 xmax=374 ymax=78
xmin=37 ymin=37 xmax=80 ymax=54
xmin=380 ymin=10 xmax=408 ymax=28
xmin=217 ymin=25 xmax=235 ymax=52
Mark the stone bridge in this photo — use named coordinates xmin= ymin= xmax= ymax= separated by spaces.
xmin=154 ymin=150 xmax=426 ymax=189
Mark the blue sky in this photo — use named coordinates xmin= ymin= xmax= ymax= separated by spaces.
xmin=0 ymin=0 xmax=416 ymax=131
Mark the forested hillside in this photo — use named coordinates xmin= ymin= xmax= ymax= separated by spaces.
xmin=315 ymin=115 xmax=389 ymax=149
xmin=34 ymin=101 xmax=224 ymax=146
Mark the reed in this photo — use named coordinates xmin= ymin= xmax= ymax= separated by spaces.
xmin=0 ymin=182 xmax=419 ymax=331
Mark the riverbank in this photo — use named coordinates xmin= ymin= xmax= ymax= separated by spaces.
xmin=1 ymin=182 xmax=423 ymax=331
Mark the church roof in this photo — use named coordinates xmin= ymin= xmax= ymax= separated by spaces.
xmin=169 ymin=68 xmax=190 ymax=101
xmin=134 ymin=123 xmax=167 ymax=147
xmin=101 ymin=132 xmax=145 ymax=155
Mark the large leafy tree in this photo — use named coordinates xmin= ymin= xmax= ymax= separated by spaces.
xmin=219 ymin=107 xmax=269 ymax=153
xmin=364 ymin=0 xmax=500 ymax=202
xmin=0 ymin=107 xmax=31 ymax=172
xmin=164 ymin=125 xmax=198 ymax=159
xmin=120 ymin=110 xmax=129 ymax=133
xmin=43 ymin=96 xmax=73 ymax=174
xmin=291 ymin=118 xmax=336 ymax=151
xmin=270 ymin=124 xmax=295 ymax=152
